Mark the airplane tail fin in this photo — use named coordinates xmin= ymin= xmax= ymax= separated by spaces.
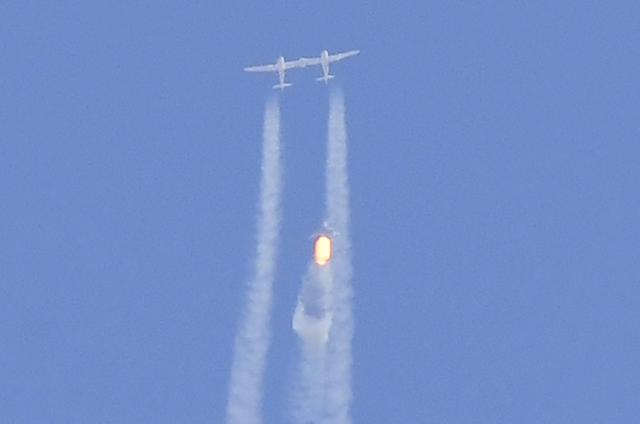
xmin=316 ymin=75 xmax=335 ymax=83
xmin=272 ymin=82 xmax=293 ymax=90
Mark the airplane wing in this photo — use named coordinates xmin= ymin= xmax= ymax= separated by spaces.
xmin=329 ymin=50 xmax=360 ymax=63
xmin=295 ymin=57 xmax=321 ymax=67
xmin=284 ymin=57 xmax=318 ymax=69
xmin=244 ymin=64 xmax=277 ymax=72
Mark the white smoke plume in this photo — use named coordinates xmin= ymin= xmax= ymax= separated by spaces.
xmin=290 ymin=263 xmax=333 ymax=424
xmin=291 ymin=89 xmax=354 ymax=424
xmin=323 ymin=89 xmax=354 ymax=424
xmin=227 ymin=97 xmax=282 ymax=424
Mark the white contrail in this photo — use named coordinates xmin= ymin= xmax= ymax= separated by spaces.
xmin=323 ymin=89 xmax=354 ymax=424
xmin=227 ymin=97 xmax=282 ymax=424
xmin=291 ymin=88 xmax=354 ymax=424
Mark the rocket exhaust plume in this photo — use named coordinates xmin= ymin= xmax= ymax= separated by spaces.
xmin=291 ymin=89 xmax=354 ymax=424
xmin=291 ymin=262 xmax=333 ymax=423
xmin=227 ymin=97 xmax=282 ymax=424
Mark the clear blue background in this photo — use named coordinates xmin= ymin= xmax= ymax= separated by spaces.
xmin=2 ymin=1 xmax=639 ymax=422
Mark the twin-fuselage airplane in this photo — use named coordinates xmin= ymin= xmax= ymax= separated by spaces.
xmin=244 ymin=49 xmax=360 ymax=90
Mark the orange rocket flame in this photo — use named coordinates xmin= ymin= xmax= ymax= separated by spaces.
xmin=314 ymin=235 xmax=333 ymax=266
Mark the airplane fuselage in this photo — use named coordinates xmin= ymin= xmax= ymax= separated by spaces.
xmin=276 ymin=56 xmax=286 ymax=87
xmin=320 ymin=50 xmax=330 ymax=78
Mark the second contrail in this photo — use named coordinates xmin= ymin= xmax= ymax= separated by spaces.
xmin=323 ymin=89 xmax=354 ymax=424
xmin=291 ymin=89 xmax=354 ymax=424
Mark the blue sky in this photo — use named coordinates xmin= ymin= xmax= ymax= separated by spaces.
xmin=1 ymin=1 xmax=639 ymax=422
